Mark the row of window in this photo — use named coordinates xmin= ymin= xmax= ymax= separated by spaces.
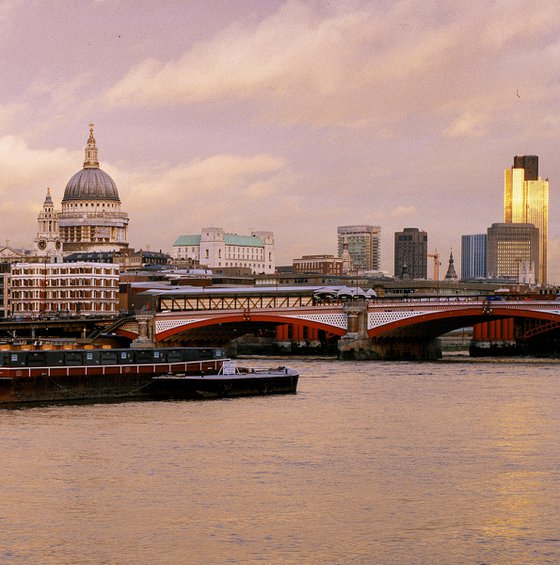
xmin=13 ymin=302 xmax=117 ymax=312
xmin=176 ymin=247 xmax=267 ymax=258
xmin=11 ymin=278 xmax=118 ymax=287
xmin=12 ymin=268 xmax=117 ymax=276
xmin=12 ymin=290 xmax=118 ymax=300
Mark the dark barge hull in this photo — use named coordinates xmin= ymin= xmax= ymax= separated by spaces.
xmin=151 ymin=370 xmax=299 ymax=400
xmin=0 ymin=358 xmax=221 ymax=406
xmin=0 ymin=372 xmax=154 ymax=406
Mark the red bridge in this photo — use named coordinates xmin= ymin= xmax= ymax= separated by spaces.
xmin=118 ymin=287 xmax=560 ymax=359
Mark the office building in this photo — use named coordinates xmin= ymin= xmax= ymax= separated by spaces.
xmin=173 ymin=228 xmax=275 ymax=274
xmin=461 ymin=234 xmax=487 ymax=280
xmin=487 ymin=223 xmax=539 ymax=283
xmin=293 ymin=255 xmax=349 ymax=275
xmin=336 ymin=225 xmax=381 ymax=271
xmin=504 ymin=155 xmax=548 ymax=284
xmin=394 ymin=228 xmax=428 ymax=279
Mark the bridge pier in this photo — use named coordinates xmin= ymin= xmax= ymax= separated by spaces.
xmin=338 ymin=301 xmax=442 ymax=360
xmin=339 ymin=335 xmax=442 ymax=360
xmin=338 ymin=302 xmax=371 ymax=359
xmin=130 ymin=314 xmax=156 ymax=349
xmin=368 ymin=337 xmax=442 ymax=360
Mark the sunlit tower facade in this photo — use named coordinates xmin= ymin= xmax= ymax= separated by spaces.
xmin=487 ymin=223 xmax=539 ymax=284
xmin=504 ymin=155 xmax=548 ymax=284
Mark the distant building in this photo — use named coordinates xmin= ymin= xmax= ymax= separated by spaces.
xmin=9 ymin=262 xmax=120 ymax=317
xmin=64 ymin=250 xmax=171 ymax=270
xmin=293 ymin=254 xmax=348 ymax=275
xmin=461 ymin=234 xmax=487 ymax=280
xmin=504 ymin=155 xmax=548 ymax=284
xmin=337 ymin=225 xmax=381 ymax=271
xmin=487 ymin=223 xmax=539 ymax=283
xmin=394 ymin=228 xmax=428 ymax=279
xmin=172 ymin=227 xmax=275 ymax=274
xmin=0 ymin=245 xmax=35 ymax=264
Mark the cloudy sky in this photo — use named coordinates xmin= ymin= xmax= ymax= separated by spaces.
xmin=1 ymin=0 xmax=560 ymax=279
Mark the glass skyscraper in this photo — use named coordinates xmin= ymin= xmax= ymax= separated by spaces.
xmin=504 ymin=155 xmax=548 ymax=284
xmin=461 ymin=234 xmax=487 ymax=280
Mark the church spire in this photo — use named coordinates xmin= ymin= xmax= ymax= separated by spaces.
xmin=44 ymin=187 xmax=53 ymax=205
xmin=445 ymin=250 xmax=458 ymax=280
xmin=83 ymin=122 xmax=100 ymax=169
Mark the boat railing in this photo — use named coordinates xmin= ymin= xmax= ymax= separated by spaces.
xmin=218 ymin=361 xmax=291 ymax=376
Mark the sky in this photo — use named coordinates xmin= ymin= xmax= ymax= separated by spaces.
xmin=1 ymin=0 xmax=560 ymax=280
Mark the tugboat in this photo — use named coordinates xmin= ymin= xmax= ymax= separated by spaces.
xmin=0 ymin=347 xmax=299 ymax=407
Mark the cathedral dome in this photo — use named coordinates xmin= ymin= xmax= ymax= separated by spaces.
xmin=62 ymin=123 xmax=120 ymax=202
xmin=63 ymin=168 xmax=120 ymax=201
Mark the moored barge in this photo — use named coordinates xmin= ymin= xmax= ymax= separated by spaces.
xmin=0 ymin=347 xmax=299 ymax=406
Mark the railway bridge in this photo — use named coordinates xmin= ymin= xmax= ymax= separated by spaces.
xmin=118 ymin=287 xmax=560 ymax=359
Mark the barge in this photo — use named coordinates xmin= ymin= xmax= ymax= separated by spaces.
xmin=0 ymin=347 xmax=299 ymax=406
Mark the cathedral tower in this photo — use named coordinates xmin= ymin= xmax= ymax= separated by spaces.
xmin=35 ymin=187 xmax=63 ymax=261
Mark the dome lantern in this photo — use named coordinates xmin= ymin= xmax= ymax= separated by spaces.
xmin=83 ymin=122 xmax=99 ymax=169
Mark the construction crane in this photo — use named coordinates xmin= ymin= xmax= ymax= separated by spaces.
xmin=427 ymin=250 xmax=441 ymax=281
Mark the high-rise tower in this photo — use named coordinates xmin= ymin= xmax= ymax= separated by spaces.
xmin=487 ymin=223 xmax=539 ymax=284
xmin=504 ymin=155 xmax=548 ymax=284
xmin=394 ymin=227 xmax=428 ymax=279
xmin=336 ymin=225 xmax=381 ymax=272
xmin=461 ymin=234 xmax=487 ymax=280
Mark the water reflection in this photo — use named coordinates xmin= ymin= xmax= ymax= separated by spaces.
xmin=1 ymin=359 xmax=559 ymax=564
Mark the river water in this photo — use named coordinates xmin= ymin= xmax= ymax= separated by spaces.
xmin=1 ymin=357 xmax=559 ymax=564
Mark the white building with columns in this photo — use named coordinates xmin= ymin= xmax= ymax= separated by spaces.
xmin=173 ymin=228 xmax=275 ymax=274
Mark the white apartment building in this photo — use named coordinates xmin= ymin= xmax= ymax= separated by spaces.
xmin=173 ymin=228 xmax=275 ymax=274
xmin=10 ymin=262 xmax=120 ymax=317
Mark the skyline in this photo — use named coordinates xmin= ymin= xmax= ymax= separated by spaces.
xmin=1 ymin=1 xmax=560 ymax=279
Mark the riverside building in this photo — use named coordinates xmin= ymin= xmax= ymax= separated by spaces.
xmin=9 ymin=262 xmax=120 ymax=317
xmin=172 ymin=228 xmax=275 ymax=274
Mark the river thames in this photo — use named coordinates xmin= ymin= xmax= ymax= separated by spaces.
xmin=1 ymin=357 xmax=559 ymax=564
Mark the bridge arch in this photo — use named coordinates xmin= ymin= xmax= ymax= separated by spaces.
xmin=368 ymin=306 xmax=560 ymax=339
xmin=156 ymin=313 xmax=347 ymax=342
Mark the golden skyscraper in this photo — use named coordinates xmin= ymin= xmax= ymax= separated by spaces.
xmin=504 ymin=155 xmax=549 ymax=284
